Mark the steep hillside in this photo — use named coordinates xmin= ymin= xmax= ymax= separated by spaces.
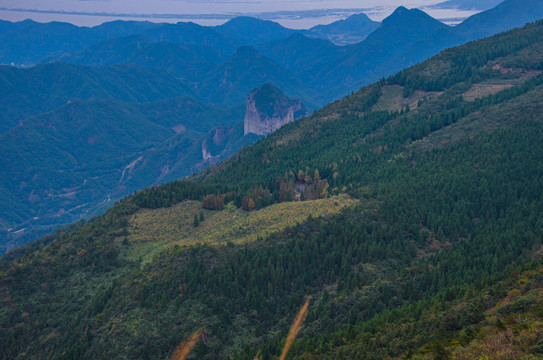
xmin=2 ymin=20 xmax=543 ymax=360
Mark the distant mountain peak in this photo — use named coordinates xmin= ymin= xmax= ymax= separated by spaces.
xmin=379 ymin=6 xmax=448 ymax=33
xmin=392 ymin=6 xmax=409 ymax=14
xmin=304 ymin=11 xmax=380 ymax=45
xmin=215 ymin=16 xmax=294 ymax=46
xmin=385 ymin=6 xmax=440 ymax=23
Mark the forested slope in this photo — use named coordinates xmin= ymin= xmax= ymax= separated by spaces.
xmin=2 ymin=20 xmax=543 ymax=360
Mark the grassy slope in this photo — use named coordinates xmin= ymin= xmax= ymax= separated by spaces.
xmin=125 ymin=195 xmax=356 ymax=262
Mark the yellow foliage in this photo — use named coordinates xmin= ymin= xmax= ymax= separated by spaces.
xmin=247 ymin=198 xmax=255 ymax=211
xmin=124 ymin=195 xmax=357 ymax=261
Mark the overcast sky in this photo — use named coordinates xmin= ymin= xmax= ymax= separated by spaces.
xmin=0 ymin=0 xmax=480 ymax=28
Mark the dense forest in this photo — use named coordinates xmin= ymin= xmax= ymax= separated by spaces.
xmin=3 ymin=20 xmax=543 ymax=360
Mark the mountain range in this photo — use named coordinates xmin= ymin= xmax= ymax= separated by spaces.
xmin=2 ymin=0 xmax=543 ymax=252
xmin=2 ymin=17 xmax=543 ymax=359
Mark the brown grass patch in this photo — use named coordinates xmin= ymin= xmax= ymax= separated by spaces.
xmin=169 ymin=328 xmax=202 ymax=360
xmin=280 ymin=297 xmax=311 ymax=360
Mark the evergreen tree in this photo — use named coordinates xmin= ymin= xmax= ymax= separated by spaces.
xmin=193 ymin=214 xmax=199 ymax=227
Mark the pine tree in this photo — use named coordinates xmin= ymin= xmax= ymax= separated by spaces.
xmin=193 ymin=214 xmax=199 ymax=227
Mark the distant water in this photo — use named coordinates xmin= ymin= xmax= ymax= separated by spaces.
xmin=0 ymin=0 xmax=480 ymax=28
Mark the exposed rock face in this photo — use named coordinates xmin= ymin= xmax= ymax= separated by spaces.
xmin=244 ymin=83 xmax=309 ymax=136
xmin=202 ymin=125 xmax=233 ymax=165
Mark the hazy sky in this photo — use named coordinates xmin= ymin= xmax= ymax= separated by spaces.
xmin=0 ymin=0 xmax=480 ymax=28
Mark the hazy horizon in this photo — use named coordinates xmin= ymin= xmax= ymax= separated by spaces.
xmin=0 ymin=0 xmax=481 ymax=29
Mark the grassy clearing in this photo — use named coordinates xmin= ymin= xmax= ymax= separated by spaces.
xmin=462 ymin=70 xmax=540 ymax=101
xmin=372 ymin=85 xmax=440 ymax=112
xmin=123 ymin=195 xmax=356 ymax=261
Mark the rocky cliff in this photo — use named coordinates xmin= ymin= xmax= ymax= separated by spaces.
xmin=244 ymin=83 xmax=309 ymax=136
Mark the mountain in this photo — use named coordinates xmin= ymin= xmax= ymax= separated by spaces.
xmin=455 ymin=0 xmax=543 ymax=40
xmin=87 ymin=20 xmax=163 ymax=39
xmin=244 ymin=83 xmax=309 ymax=136
xmin=310 ymin=7 xmax=450 ymax=99
xmin=2 ymin=19 xmax=543 ymax=360
xmin=0 ymin=16 xmax=293 ymax=67
xmin=0 ymin=63 xmax=194 ymax=134
xmin=198 ymin=46 xmax=316 ymax=107
xmin=366 ymin=6 xmax=449 ymax=48
xmin=4 ymin=0 xmax=543 ymax=251
xmin=0 ymin=20 xmax=84 ymax=65
xmin=303 ymin=13 xmax=380 ymax=45
xmin=41 ymin=34 xmax=318 ymax=107
xmin=0 ymin=19 xmax=162 ymax=65
xmin=141 ymin=21 xmax=240 ymax=56
xmin=43 ymin=35 xmax=223 ymax=82
xmin=29 ymin=1 xmax=543 ymax=110
xmin=0 ymin=19 xmax=238 ymax=66
xmin=256 ymin=33 xmax=341 ymax=80
xmin=215 ymin=16 xmax=295 ymax=45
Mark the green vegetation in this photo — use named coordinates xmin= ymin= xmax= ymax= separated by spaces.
xmin=127 ymin=195 xmax=355 ymax=251
xmin=4 ymin=19 xmax=543 ymax=360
